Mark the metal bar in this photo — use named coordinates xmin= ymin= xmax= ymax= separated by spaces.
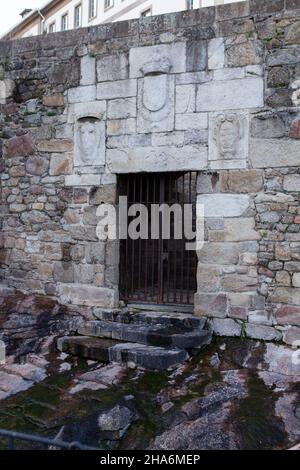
xmin=138 ymin=175 xmax=143 ymax=300
xmin=191 ymin=172 xmax=197 ymax=301
xmin=130 ymin=175 xmax=136 ymax=299
xmin=166 ymin=174 xmax=172 ymax=304
xmin=187 ymin=171 xmax=192 ymax=304
xmin=119 ymin=177 xmax=124 ymax=301
xmin=144 ymin=175 xmax=149 ymax=302
xmin=194 ymin=171 xmax=197 ymax=296
xmin=0 ymin=429 xmax=99 ymax=450
xmin=124 ymin=176 xmax=129 ymax=302
xmin=151 ymin=176 xmax=156 ymax=302
xmin=185 ymin=172 xmax=192 ymax=303
xmin=157 ymin=175 xmax=164 ymax=303
xmin=173 ymin=175 xmax=178 ymax=304
xmin=180 ymin=174 xmax=185 ymax=304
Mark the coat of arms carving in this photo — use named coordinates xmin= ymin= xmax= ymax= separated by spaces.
xmin=74 ymin=113 xmax=105 ymax=168
xmin=137 ymin=51 xmax=175 ymax=133
xmin=209 ymin=112 xmax=249 ymax=170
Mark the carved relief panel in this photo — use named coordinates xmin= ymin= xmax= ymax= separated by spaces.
xmin=71 ymin=102 xmax=106 ymax=168
xmin=209 ymin=112 xmax=249 ymax=170
xmin=136 ymin=51 xmax=175 ymax=134
xmin=74 ymin=117 xmax=105 ymax=167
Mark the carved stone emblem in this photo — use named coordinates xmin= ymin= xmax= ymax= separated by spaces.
xmin=209 ymin=112 xmax=249 ymax=169
xmin=145 ymin=150 xmax=175 ymax=169
xmin=137 ymin=52 xmax=175 ymax=133
xmin=143 ymin=75 xmax=169 ymax=112
xmin=140 ymin=52 xmax=172 ymax=77
xmin=74 ymin=116 xmax=105 ymax=167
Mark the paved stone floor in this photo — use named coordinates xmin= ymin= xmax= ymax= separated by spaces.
xmin=0 ymin=337 xmax=299 ymax=450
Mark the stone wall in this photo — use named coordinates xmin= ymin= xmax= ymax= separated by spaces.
xmin=1 ymin=0 xmax=300 ymax=346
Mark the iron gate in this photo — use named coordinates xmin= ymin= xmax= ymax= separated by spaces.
xmin=119 ymin=172 xmax=197 ymax=305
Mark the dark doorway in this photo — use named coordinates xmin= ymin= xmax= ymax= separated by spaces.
xmin=118 ymin=172 xmax=198 ymax=306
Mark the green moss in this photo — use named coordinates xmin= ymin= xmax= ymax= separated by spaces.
xmin=23 ymin=401 xmax=57 ymax=422
xmin=260 ymin=229 xmax=268 ymax=238
xmin=1 ymin=57 xmax=11 ymax=68
xmin=0 ymin=368 xmax=78 ymax=441
xmin=45 ymin=372 xmax=72 ymax=390
xmin=24 ymin=385 xmax=62 ymax=407
xmin=0 ymin=339 xmax=291 ymax=450
xmin=272 ymin=82 xmax=288 ymax=89
xmin=122 ymin=420 xmax=157 ymax=450
xmin=73 ymin=356 xmax=90 ymax=371
xmin=246 ymin=30 xmax=256 ymax=38
xmin=275 ymin=28 xmax=284 ymax=38
xmin=138 ymin=370 xmax=169 ymax=394
xmin=264 ymin=29 xmax=284 ymax=43
xmin=234 ymin=319 xmax=246 ymax=339
xmin=233 ymin=370 xmax=287 ymax=450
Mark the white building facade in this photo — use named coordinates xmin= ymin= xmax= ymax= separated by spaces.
xmin=3 ymin=0 xmax=244 ymax=39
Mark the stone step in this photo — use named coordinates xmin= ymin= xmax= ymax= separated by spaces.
xmin=77 ymin=320 xmax=211 ymax=350
xmin=94 ymin=309 xmax=206 ymax=330
xmin=57 ymin=336 xmax=189 ymax=370
xmin=127 ymin=303 xmax=193 ymax=313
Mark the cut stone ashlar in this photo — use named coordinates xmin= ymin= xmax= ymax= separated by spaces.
xmin=175 ymin=113 xmax=208 ymax=131
xmin=97 ymin=53 xmax=129 ymax=83
xmin=175 ymin=85 xmax=196 ymax=114
xmin=65 ymin=174 xmax=102 ymax=186
xmin=57 ymin=336 xmax=189 ymax=370
xmin=106 ymin=146 xmax=208 ymax=173
xmin=68 ymin=85 xmax=96 ymax=104
xmin=58 ymin=284 xmax=119 ymax=308
xmin=197 ymin=194 xmax=250 ymax=218
xmin=97 ymin=79 xmax=137 ymax=100
xmin=250 ymin=139 xmax=300 ymax=168
xmin=129 ymin=43 xmax=186 ymax=78
xmin=77 ymin=320 xmax=211 ymax=350
xmin=197 ymin=241 xmax=258 ymax=265
xmin=208 ymin=38 xmax=225 ymax=70
xmin=80 ymin=55 xmax=96 ymax=86
xmin=107 ymin=97 xmax=137 ymax=120
xmin=196 ymin=77 xmax=264 ymax=112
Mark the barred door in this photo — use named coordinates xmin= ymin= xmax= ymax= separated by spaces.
xmin=118 ymin=172 xmax=197 ymax=305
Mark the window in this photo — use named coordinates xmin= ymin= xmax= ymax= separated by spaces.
xmin=141 ymin=8 xmax=152 ymax=17
xmin=89 ymin=0 xmax=97 ymax=19
xmin=74 ymin=4 xmax=82 ymax=28
xmin=104 ymin=0 xmax=114 ymax=11
xmin=186 ymin=0 xmax=194 ymax=9
xmin=49 ymin=22 xmax=56 ymax=34
xmin=61 ymin=13 xmax=68 ymax=31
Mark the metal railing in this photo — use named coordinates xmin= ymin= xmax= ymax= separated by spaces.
xmin=0 ymin=429 xmax=100 ymax=450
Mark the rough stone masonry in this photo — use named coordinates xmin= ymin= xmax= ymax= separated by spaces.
xmin=1 ymin=0 xmax=300 ymax=349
